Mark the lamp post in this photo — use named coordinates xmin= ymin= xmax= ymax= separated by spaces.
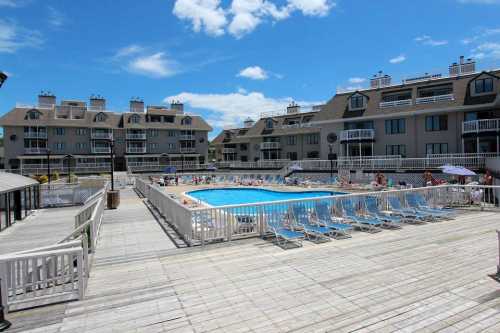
xmin=106 ymin=140 xmax=120 ymax=209
xmin=46 ymin=148 xmax=51 ymax=185
xmin=0 ymin=70 xmax=12 ymax=332
xmin=0 ymin=71 xmax=7 ymax=88
xmin=65 ymin=154 xmax=74 ymax=183
xmin=328 ymin=144 xmax=334 ymax=180
xmin=109 ymin=140 xmax=115 ymax=191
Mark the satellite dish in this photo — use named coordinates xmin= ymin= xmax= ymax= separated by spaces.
xmin=327 ymin=133 xmax=337 ymax=143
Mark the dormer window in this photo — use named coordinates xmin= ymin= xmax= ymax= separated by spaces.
xmin=350 ymin=95 xmax=365 ymax=110
xmin=265 ymin=118 xmax=274 ymax=129
xmin=95 ymin=112 xmax=107 ymax=122
xmin=181 ymin=116 xmax=192 ymax=125
xmin=129 ymin=114 xmax=141 ymax=123
xmin=475 ymin=78 xmax=494 ymax=94
xmin=25 ymin=110 xmax=41 ymax=120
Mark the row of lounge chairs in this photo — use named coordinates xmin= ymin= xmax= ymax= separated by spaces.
xmin=267 ymin=192 xmax=456 ymax=248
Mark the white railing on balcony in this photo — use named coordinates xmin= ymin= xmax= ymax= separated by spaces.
xmin=379 ymin=99 xmax=413 ymax=108
xmin=279 ymin=122 xmax=316 ymax=129
xmin=92 ymin=146 xmax=111 ymax=154
xmin=24 ymin=147 xmax=47 ymax=154
xmin=24 ymin=131 xmax=47 ymax=139
xmin=180 ymin=147 xmax=197 ymax=154
xmin=127 ymin=146 xmax=147 ymax=154
xmin=126 ymin=133 xmax=147 ymax=140
xmin=260 ymin=142 xmax=280 ymax=150
xmin=223 ymin=148 xmax=236 ymax=154
xmin=179 ymin=134 xmax=195 ymax=140
xmin=16 ymin=103 xmax=55 ymax=109
xmin=462 ymin=119 xmax=500 ymax=134
xmin=415 ymin=94 xmax=455 ymax=105
xmin=91 ymin=131 xmax=113 ymax=140
xmin=340 ymin=129 xmax=375 ymax=141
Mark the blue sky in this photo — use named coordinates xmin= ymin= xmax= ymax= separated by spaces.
xmin=1 ymin=0 xmax=500 ymax=139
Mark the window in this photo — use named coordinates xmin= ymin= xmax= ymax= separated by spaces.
xmin=474 ymin=78 xmax=494 ymax=94
xmin=76 ymin=128 xmax=87 ymax=136
xmin=287 ymin=136 xmax=297 ymax=146
xmin=76 ymin=143 xmax=87 ymax=150
xmin=54 ymin=142 xmax=65 ymax=150
xmin=426 ymin=143 xmax=448 ymax=155
xmin=287 ymin=152 xmax=298 ymax=160
xmin=382 ymin=90 xmax=412 ymax=102
xmin=94 ymin=113 xmax=107 ymax=122
xmin=344 ymin=121 xmax=374 ymax=130
xmin=240 ymin=144 xmax=248 ymax=151
xmin=168 ymin=143 xmax=176 ymax=149
xmin=129 ymin=114 xmax=141 ymax=123
xmin=307 ymin=134 xmax=319 ymax=145
xmin=25 ymin=110 xmax=41 ymax=120
xmin=425 ymin=115 xmax=448 ymax=131
xmin=54 ymin=128 xmax=65 ymax=135
xmin=168 ymin=130 xmax=176 ymax=137
xmin=350 ymin=95 xmax=365 ymax=109
xmin=240 ymin=156 xmax=248 ymax=162
xmin=418 ymin=84 xmax=453 ymax=97
xmin=385 ymin=119 xmax=406 ymax=134
xmin=307 ymin=151 xmax=319 ymax=159
xmin=265 ymin=118 xmax=274 ymax=129
xmin=386 ymin=144 xmax=406 ymax=157
xmin=149 ymin=129 xmax=159 ymax=137
xmin=149 ymin=143 xmax=159 ymax=150
xmin=181 ymin=116 xmax=192 ymax=125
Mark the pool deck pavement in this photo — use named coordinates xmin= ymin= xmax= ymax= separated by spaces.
xmin=5 ymin=187 xmax=500 ymax=332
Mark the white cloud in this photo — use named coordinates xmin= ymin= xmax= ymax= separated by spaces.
xmin=173 ymin=0 xmax=335 ymax=38
xmin=348 ymin=77 xmax=365 ymax=84
xmin=415 ymin=35 xmax=448 ymax=46
xmin=471 ymin=42 xmax=500 ymax=60
xmin=0 ymin=19 xmax=43 ymax=53
xmin=389 ymin=54 xmax=406 ymax=64
xmin=114 ymin=44 xmax=144 ymax=58
xmin=173 ymin=0 xmax=227 ymax=37
xmin=47 ymin=6 xmax=65 ymax=28
xmin=128 ymin=52 xmax=178 ymax=78
xmin=164 ymin=90 xmax=322 ymax=128
xmin=0 ymin=0 xmax=28 ymax=7
xmin=237 ymin=65 xmax=268 ymax=80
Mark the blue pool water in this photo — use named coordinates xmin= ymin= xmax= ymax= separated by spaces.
xmin=187 ymin=188 xmax=344 ymax=207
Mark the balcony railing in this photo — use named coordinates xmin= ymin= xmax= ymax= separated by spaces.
xmin=24 ymin=148 xmax=47 ymax=154
xmin=340 ymin=129 xmax=375 ymax=141
xmin=24 ymin=131 xmax=47 ymax=139
xmin=279 ymin=123 xmax=316 ymax=129
xmin=379 ymin=99 xmax=413 ymax=108
xmin=91 ymin=131 xmax=113 ymax=140
xmin=462 ymin=119 xmax=500 ymax=134
xmin=126 ymin=147 xmax=147 ymax=154
xmin=415 ymin=94 xmax=455 ymax=105
xmin=180 ymin=147 xmax=197 ymax=154
xmin=179 ymin=134 xmax=195 ymax=140
xmin=126 ymin=133 xmax=147 ymax=140
xmin=260 ymin=142 xmax=280 ymax=150
xmin=92 ymin=146 xmax=111 ymax=154
xmin=223 ymin=148 xmax=236 ymax=154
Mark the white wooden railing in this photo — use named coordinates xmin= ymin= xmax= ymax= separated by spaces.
xmin=126 ymin=133 xmax=147 ymax=140
xmin=0 ymin=183 xmax=108 ymax=312
xmin=379 ymin=99 xmax=413 ymax=108
xmin=415 ymin=94 xmax=455 ymax=105
xmin=462 ymin=119 xmax=500 ymax=134
xmin=260 ymin=142 xmax=280 ymax=150
xmin=340 ymin=129 xmax=375 ymax=141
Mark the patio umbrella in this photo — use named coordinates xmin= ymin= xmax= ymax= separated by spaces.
xmin=440 ymin=165 xmax=476 ymax=176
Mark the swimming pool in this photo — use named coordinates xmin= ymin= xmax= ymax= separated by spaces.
xmin=186 ymin=188 xmax=345 ymax=207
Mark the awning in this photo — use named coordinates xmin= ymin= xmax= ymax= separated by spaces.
xmin=0 ymin=172 xmax=38 ymax=194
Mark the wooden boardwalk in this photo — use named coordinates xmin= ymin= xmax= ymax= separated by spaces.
xmin=6 ymin=188 xmax=500 ymax=332
xmin=0 ymin=205 xmax=81 ymax=255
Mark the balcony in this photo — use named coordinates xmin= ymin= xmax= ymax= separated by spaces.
xmin=379 ymin=99 xmax=413 ymax=108
xmin=340 ymin=129 xmax=375 ymax=142
xmin=416 ymin=94 xmax=455 ymax=105
xmin=91 ymin=131 xmax=113 ymax=140
xmin=463 ymin=119 xmax=500 ymax=134
xmin=92 ymin=146 xmax=111 ymax=154
xmin=260 ymin=142 xmax=280 ymax=150
xmin=126 ymin=146 xmax=147 ymax=154
xmin=180 ymin=147 xmax=197 ymax=154
xmin=24 ymin=148 xmax=47 ymax=154
xmin=223 ymin=148 xmax=236 ymax=154
xmin=179 ymin=134 xmax=195 ymax=140
xmin=126 ymin=133 xmax=147 ymax=140
xmin=24 ymin=131 xmax=47 ymax=139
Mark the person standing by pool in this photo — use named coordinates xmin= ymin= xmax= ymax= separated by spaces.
xmin=482 ymin=170 xmax=496 ymax=205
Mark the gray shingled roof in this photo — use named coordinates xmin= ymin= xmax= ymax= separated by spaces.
xmin=0 ymin=172 xmax=38 ymax=194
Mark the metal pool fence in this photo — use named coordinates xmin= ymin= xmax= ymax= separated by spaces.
xmin=135 ymin=178 xmax=500 ymax=247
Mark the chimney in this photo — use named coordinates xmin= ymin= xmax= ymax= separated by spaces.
xmin=370 ymin=71 xmax=392 ymax=89
xmin=170 ymin=100 xmax=184 ymax=114
xmin=243 ymin=117 xmax=255 ymax=128
xmin=450 ymin=56 xmax=476 ymax=76
xmin=129 ymin=97 xmax=144 ymax=113
xmin=38 ymin=91 xmax=56 ymax=108
xmin=286 ymin=102 xmax=300 ymax=114
xmin=449 ymin=62 xmax=460 ymax=76
xmin=462 ymin=58 xmax=475 ymax=74
xmin=89 ymin=94 xmax=106 ymax=111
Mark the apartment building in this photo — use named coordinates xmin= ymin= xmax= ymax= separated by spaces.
xmin=213 ymin=57 xmax=500 ymax=162
xmin=0 ymin=94 xmax=212 ymax=173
